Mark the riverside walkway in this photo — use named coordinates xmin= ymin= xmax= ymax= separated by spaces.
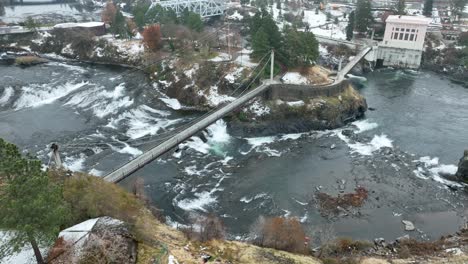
xmin=103 ymin=47 xmax=372 ymax=183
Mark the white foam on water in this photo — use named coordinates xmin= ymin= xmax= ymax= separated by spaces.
xmin=280 ymin=133 xmax=305 ymax=140
xmin=293 ymin=198 xmax=308 ymax=206
xmin=353 ymin=120 xmax=378 ymax=133
xmin=0 ymin=87 xmax=14 ymax=106
xmin=65 ymin=82 xmax=134 ymax=118
xmin=300 ymin=213 xmax=308 ymax=223
xmin=160 ymin=97 xmax=182 ymax=110
xmin=347 ymin=74 xmax=368 ymax=82
xmin=178 ymin=120 xmax=231 ymax=155
xmin=337 ymin=132 xmax=393 ymax=156
xmin=179 ymin=137 xmax=210 ymax=154
xmin=206 ymin=120 xmax=231 ymax=143
xmin=412 ymin=155 xmax=463 ymax=187
xmin=416 ymin=156 xmax=439 ymax=166
xmin=63 ymin=154 xmax=86 ymax=172
xmin=47 ymin=61 xmax=88 ymax=73
xmin=177 ymin=191 xmax=217 ymax=212
xmin=107 ymin=105 xmax=181 ymax=139
xmin=108 ymin=141 xmax=142 ymax=157
xmin=240 ymin=196 xmax=253 ymax=203
xmin=89 ymin=168 xmax=104 ymax=176
xmin=15 ymin=81 xmax=89 ymax=110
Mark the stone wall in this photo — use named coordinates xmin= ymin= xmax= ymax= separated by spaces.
xmin=263 ymin=80 xmax=348 ymax=101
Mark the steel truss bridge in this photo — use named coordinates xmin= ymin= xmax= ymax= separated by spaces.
xmin=151 ymin=0 xmax=227 ymax=18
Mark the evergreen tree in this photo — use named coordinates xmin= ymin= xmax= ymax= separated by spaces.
xmin=145 ymin=4 xmax=178 ymax=25
xmin=346 ymin=11 xmax=355 ymax=41
xmin=251 ymin=27 xmax=270 ymax=59
xmin=0 ymin=139 xmax=70 ymax=264
xmin=240 ymin=0 xmax=249 ymax=5
xmin=396 ymin=0 xmax=406 ymax=15
xmin=283 ymin=26 xmax=318 ymax=67
xmin=186 ymin=12 xmax=204 ymax=32
xmin=132 ymin=2 xmax=150 ymax=28
xmin=423 ymin=0 xmax=433 ymax=17
xmin=110 ymin=10 xmax=130 ymax=38
xmin=24 ymin=16 xmax=39 ymax=32
xmin=451 ymin=0 xmax=468 ymax=19
xmin=355 ymin=0 xmax=372 ymax=33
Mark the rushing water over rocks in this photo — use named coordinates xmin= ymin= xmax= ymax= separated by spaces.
xmin=1 ymin=61 xmax=468 ymax=244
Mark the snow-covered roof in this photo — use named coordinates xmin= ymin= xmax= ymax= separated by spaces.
xmin=53 ymin=22 xmax=105 ymax=29
xmin=386 ymin=15 xmax=431 ymax=25
xmin=58 ymin=218 xmax=99 ymax=243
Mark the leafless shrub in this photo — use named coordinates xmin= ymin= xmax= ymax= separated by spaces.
xmin=249 ymin=216 xmax=308 ymax=254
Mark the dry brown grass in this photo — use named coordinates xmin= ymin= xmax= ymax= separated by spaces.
xmin=15 ymin=56 xmax=48 ymax=66
xmin=316 ymin=187 xmax=369 ymax=216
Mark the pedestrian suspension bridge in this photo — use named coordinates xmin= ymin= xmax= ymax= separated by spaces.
xmin=103 ymin=46 xmax=372 ymax=183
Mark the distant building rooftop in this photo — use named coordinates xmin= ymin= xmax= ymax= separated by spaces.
xmin=386 ymin=15 xmax=432 ymax=25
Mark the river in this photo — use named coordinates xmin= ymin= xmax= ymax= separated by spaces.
xmin=1 ymin=60 xmax=468 ymax=244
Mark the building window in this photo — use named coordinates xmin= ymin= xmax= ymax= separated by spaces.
xmin=405 ymin=33 xmax=409 ymax=40
xmin=399 ymin=33 xmax=404 ymax=40
xmin=409 ymin=34 xmax=414 ymax=41
xmin=411 ymin=29 xmax=416 ymax=32
xmin=415 ymin=34 xmax=417 ymax=41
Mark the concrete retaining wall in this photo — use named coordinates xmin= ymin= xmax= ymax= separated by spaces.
xmin=264 ymin=80 xmax=348 ymax=101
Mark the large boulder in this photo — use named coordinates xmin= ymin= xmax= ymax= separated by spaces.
xmin=48 ymin=217 xmax=137 ymax=264
xmin=456 ymin=150 xmax=468 ymax=182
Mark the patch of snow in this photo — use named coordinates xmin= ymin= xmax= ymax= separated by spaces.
xmin=168 ymin=255 xmax=180 ymax=264
xmin=247 ymin=100 xmax=270 ymax=117
xmin=282 ymin=72 xmax=308 ymax=85
xmin=54 ymin=22 xmax=104 ymax=29
xmin=204 ymin=85 xmax=236 ymax=107
xmin=228 ymin=10 xmax=244 ymax=20
xmin=210 ymin=52 xmax=230 ymax=62
xmin=61 ymin=43 xmax=74 ymax=55
xmin=234 ymin=54 xmax=258 ymax=68
xmin=286 ymin=100 xmax=305 ymax=107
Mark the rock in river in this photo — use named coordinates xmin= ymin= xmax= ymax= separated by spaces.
xmin=456 ymin=150 xmax=468 ymax=183
xmin=402 ymin=220 xmax=415 ymax=231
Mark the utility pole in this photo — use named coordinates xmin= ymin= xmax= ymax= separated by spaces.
xmin=270 ymin=49 xmax=275 ymax=81
xmin=49 ymin=143 xmax=62 ymax=168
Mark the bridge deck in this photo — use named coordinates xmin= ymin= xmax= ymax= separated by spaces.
xmin=104 ymin=80 xmax=278 ymax=183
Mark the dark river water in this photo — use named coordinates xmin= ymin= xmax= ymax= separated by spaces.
xmin=1 ymin=60 xmax=468 ymax=244
xmin=0 ymin=3 xmax=100 ymax=23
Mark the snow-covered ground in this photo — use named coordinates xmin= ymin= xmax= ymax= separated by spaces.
xmin=302 ymin=10 xmax=347 ymax=40
xmin=227 ymin=10 xmax=244 ymax=21
xmin=98 ymin=35 xmax=144 ymax=61
xmin=282 ymin=72 xmax=309 ymax=85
